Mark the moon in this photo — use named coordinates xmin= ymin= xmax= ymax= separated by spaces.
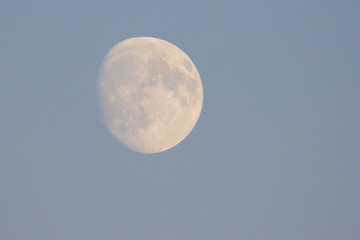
xmin=97 ymin=37 xmax=203 ymax=153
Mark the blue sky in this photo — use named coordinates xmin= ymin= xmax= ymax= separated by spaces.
xmin=1 ymin=0 xmax=360 ymax=239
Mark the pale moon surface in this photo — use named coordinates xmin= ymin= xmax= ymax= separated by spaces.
xmin=97 ymin=37 xmax=203 ymax=153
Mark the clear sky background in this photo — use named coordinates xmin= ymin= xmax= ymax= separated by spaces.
xmin=1 ymin=0 xmax=360 ymax=239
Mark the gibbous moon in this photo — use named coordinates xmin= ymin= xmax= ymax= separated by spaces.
xmin=97 ymin=37 xmax=203 ymax=153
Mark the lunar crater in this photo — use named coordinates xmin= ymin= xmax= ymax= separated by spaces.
xmin=183 ymin=59 xmax=193 ymax=72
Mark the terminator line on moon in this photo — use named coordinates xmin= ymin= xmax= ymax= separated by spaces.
xmin=97 ymin=37 xmax=203 ymax=153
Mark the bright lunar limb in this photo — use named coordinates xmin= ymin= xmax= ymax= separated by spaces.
xmin=97 ymin=37 xmax=203 ymax=153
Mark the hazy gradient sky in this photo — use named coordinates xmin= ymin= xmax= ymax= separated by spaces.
xmin=1 ymin=0 xmax=360 ymax=239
